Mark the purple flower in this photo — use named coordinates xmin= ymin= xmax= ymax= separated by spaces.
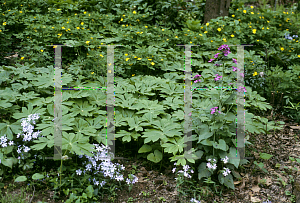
xmin=214 ymin=74 xmax=222 ymax=81
xmin=232 ymin=58 xmax=237 ymax=64
xmin=237 ymin=86 xmax=247 ymax=93
xmin=214 ymin=53 xmax=221 ymax=58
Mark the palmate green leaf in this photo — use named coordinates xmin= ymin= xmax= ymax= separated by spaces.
xmin=137 ymin=76 xmax=159 ymax=96
xmin=126 ymin=116 xmax=149 ymax=132
xmin=0 ymin=119 xmax=23 ymax=141
xmin=18 ymin=91 xmax=40 ymax=102
xmin=87 ymin=90 xmax=107 ymax=107
xmin=147 ymin=150 xmax=162 ymax=163
xmin=0 ymin=99 xmax=12 ymax=108
xmin=115 ymin=93 xmax=138 ymax=110
xmin=135 ymin=100 xmax=165 ymax=121
xmin=11 ymin=102 xmax=46 ymax=121
xmin=85 ymin=115 xmax=106 ymax=130
xmin=161 ymin=135 xmax=194 ymax=156
xmin=114 ymin=129 xmax=132 ymax=142
xmin=62 ymin=131 xmax=96 ymax=158
xmin=73 ymin=118 xmax=97 ymax=136
xmin=69 ymin=100 xmax=94 ymax=117
xmin=115 ymin=109 xmax=130 ymax=127
xmin=0 ymin=88 xmax=22 ymax=102
xmin=142 ymin=129 xmax=166 ymax=144
xmin=161 ymin=96 xmax=184 ymax=110
xmin=36 ymin=113 xmax=76 ymax=137
xmin=171 ymin=110 xmax=184 ymax=121
xmin=32 ymin=135 xmax=54 ymax=150
xmin=157 ymin=82 xmax=183 ymax=96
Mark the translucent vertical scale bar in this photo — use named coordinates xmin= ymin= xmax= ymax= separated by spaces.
xmin=95 ymin=45 xmax=124 ymax=161
xmin=45 ymin=44 xmax=72 ymax=160
xmin=106 ymin=45 xmax=116 ymax=160
xmin=227 ymin=44 xmax=253 ymax=160
xmin=176 ymin=45 xmax=200 ymax=162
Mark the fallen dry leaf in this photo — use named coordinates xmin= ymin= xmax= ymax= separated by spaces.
xmin=251 ymin=185 xmax=260 ymax=193
xmin=251 ymin=196 xmax=261 ymax=202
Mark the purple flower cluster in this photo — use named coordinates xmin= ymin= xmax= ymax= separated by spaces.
xmin=210 ymin=107 xmax=221 ymax=114
xmin=193 ymin=74 xmax=202 ymax=83
xmin=214 ymin=74 xmax=222 ymax=81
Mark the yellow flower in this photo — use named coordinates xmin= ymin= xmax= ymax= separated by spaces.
xmin=298 ymin=55 xmax=300 ymax=58
xmin=132 ymin=74 xmax=135 ymax=76
xmin=81 ymin=22 xmax=84 ymax=25
xmin=267 ymin=27 xmax=269 ymax=29
xmin=100 ymin=54 xmax=103 ymax=57
xmin=251 ymin=12 xmax=254 ymax=14
xmin=231 ymin=34 xmax=234 ymax=37
xmin=250 ymin=6 xmax=253 ymax=8
xmin=19 ymin=11 xmax=22 ymax=13
xmin=257 ymin=40 xmax=259 ymax=41
xmin=175 ymin=36 xmax=178 ymax=38
xmin=57 ymin=9 xmax=61 ymax=11
xmin=133 ymin=11 xmax=136 ymax=14
xmin=162 ymin=29 xmax=165 ymax=31
xmin=120 ymin=18 xmax=123 ymax=21
xmin=86 ymin=41 xmax=90 ymax=44
xmin=223 ymin=38 xmax=226 ymax=42
xmin=199 ymin=34 xmax=202 ymax=36
xmin=252 ymin=29 xmax=256 ymax=34
xmin=126 ymin=58 xmax=130 ymax=61
xmin=76 ymin=27 xmax=80 ymax=29
xmin=151 ymin=62 xmax=155 ymax=65
xmin=204 ymin=31 xmax=208 ymax=33
xmin=84 ymin=11 xmax=86 ymax=14
xmin=148 ymin=59 xmax=152 ymax=61
xmin=161 ymin=59 xmax=163 ymax=61
xmin=21 ymin=57 xmax=24 ymax=60
xmin=206 ymin=23 xmax=209 ymax=26
xmin=137 ymin=58 xmax=142 ymax=60
xmin=41 ymin=49 xmax=43 ymax=52
xmin=62 ymin=27 xmax=65 ymax=29
xmin=217 ymin=28 xmax=221 ymax=32
xmin=3 ymin=22 xmax=6 ymax=25
xmin=145 ymin=26 xmax=148 ymax=28
xmin=232 ymin=15 xmax=235 ymax=17
xmin=91 ymin=72 xmax=94 ymax=74
xmin=281 ymin=47 xmax=284 ymax=51
xmin=125 ymin=54 xmax=128 ymax=56
xmin=253 ymin=72 xmax=258 ymax=76
xmin=262 ymin=27 xmax=264 ymax=29
xmin=211 ymin=40 xmax=213 ymax=42
xmin=243 ymin=10 xmax=246 ymax=13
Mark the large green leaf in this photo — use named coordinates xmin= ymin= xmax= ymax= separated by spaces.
xmin=147 ymin=150 xmax=162 ymax=163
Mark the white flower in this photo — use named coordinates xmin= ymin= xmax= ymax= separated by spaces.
xmin=222 ymin=167 xmax=231 ymax=177
xmin=221 ymin=156 xmax=229 ymax=164
xmin=259 ymin=72 xmax=264 ymax=77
